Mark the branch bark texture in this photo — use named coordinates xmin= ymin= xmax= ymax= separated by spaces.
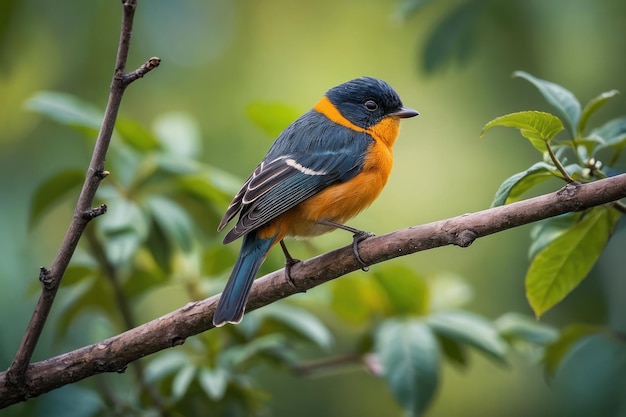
xmin=1 ymin=174 xmax=624 ymax=407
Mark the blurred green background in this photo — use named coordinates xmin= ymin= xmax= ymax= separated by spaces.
xmin=1 ymin=0 xmax=625 ymax=416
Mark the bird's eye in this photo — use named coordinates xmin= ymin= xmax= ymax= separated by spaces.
xmin=364 ymin=100 xmax=378 ymax=111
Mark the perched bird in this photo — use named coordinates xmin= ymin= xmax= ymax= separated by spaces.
xmin=213 ymin=76 xmax=418 ymax=326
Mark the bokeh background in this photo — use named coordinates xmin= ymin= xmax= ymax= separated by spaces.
xmin=1 ymin=0 xmax=625 ymax=416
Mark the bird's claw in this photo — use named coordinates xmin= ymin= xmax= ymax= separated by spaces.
xmin=352 ymin=231 xmax=374 ymax=271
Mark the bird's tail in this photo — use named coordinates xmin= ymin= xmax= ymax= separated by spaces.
xmin=213 ymin=231 xmax=275 ymax=327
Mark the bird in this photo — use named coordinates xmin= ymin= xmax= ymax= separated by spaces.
xmin=213 ymin=76 xmax=419 ymax=327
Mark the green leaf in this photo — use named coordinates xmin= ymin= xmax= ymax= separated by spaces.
xmin=528 ymin=213 xmax=581 ymax=260
xmin=29 ymin=169 xmax=84 ymax=229
xmin=435 ymin=333 xmax=468 ymax=368
xmin=144 ymin=350 xmax=190 ymax=383
xmin=153 ymin=112 xmax=201 ymax=158
xmin=494 ymin=312 xmax=558 ymax=346
xmin=220 ymin=334 xmax=288 ymax=368
xmin=592 ymin=116 xmax=626 ymax=157
xmin=552 ymin=334 xmax=626 ymax=416
xmin=246 ymin=102 xmax=301 ymax=137
xmin=422 ymin=0 xmax=479 ymax=73
xmin=577 ymin=89 xmax=620 ymax=136
xmin=374 ymin=265 xmax=429 ymax=315
xmin=395 ymin=0 xmax=434 ymax=19
xmin=513 ymin=71 xmax=581 ymax=138
xmin=254 ymin=304 xmax=333 ymax=349
xmin=426 ymin=311 xmax=507 ymax=362
xmin=116 ymin=117 xmax=161 ymax=151
xmin=543 ymin=323 xmax=600 ymax=378
xmin=198 ymin=368 xmax=228 ymax=400
xmin=375 ymin=319 xmax=439 ymax=417
xmin=491 ymin=162 xmax=556 ymax=207
xmin=144 ymin=196 xmax=195 ymax=253
xmin=481 ymin=111 xmax=564 ymax=152
xmin=526 ymin=207 xmax=621 ymax=318
xmin=25 ymin=91 xmax=102 ymax=136
xmin=427 ymin=272 xmax=473 ymax=311
xmin=172 ymin=364 xmax=196 ymax=400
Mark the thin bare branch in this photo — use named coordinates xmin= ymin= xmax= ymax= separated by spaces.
xmin=0 ymin=173 xmax=624 ymax=407
xmin=4 ymin=0 xmax=159 ymax=388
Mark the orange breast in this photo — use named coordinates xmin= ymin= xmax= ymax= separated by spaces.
xmin=281 ymin=117 xmax=400 ymax=238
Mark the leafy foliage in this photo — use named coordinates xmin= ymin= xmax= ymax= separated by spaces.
xmin=482 ymin=72 xmax=624 ymax=318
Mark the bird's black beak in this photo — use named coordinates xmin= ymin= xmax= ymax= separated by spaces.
xmin=391 ymin=106 xmax=419 ymax=118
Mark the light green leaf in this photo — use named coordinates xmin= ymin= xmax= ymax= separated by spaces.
xmin=254 ymin=304 xmax=333 ymax=349
xmin=543 ymin=323 xmax=600 ymax=378
xmin=513 ymin=71 xmax=581 ymax=138
xmin=29 ymin=169 xmax=84 ymax=229
xmin=198 ymin=368 xmax=229 ymax=400
xmin=526 ymin=207 xmax=621 ymax=318
xmin=153 ymin=112 xmax=201 ymax=158
xmin=376 ymin=319 xmax=439 ymax=417
xmin=219 ymin=334 xmax=288 ymax=368
xmin=246 ymin=102 xmax=300 ymax=137
xmin=577 ymin=89 xmax=620 ymax=135
xmin=481 ymin=111 xmax=564 ymax=153
xmin=494 ymin=312 xmax=558 ymax=345
xmin=374 ymin=265 xmax=429 ymax=316
xmin=427 ymin=311 xmax=507 ymax=362
xmin=25 ymin=91 xmax=102 ymax=136
xmin=144 ymin=350 xmax=190 ymax=383
xmin=491 ymin=161 xmax=557 ymax=207
xmin=427 ymin=272 xmax=473 ymax=312
xmin=172 ymin=364 xmax=196 ymax=400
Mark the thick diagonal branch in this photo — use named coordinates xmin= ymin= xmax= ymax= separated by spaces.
xmin=0 ymin=174 xmax=624 ymax=407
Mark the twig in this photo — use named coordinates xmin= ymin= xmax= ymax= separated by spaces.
xmin=4 ymin=0 xmax=159 ymax=390
xmin=0 ymin=173 xmax=624 ymax=407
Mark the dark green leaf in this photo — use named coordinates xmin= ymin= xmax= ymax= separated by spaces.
xmin=526 ymin=207 xmax=621 ymax=318
xmin=246 ymin=102 xmax=301 ymax=138
xmin=422 ymin=1 xmax=479 ymax=73
xmin=577 ymin=89 xmax=619 ymax=135
xmin=25 ymin=91 xmax=102 ymax=136
xmin=435 ymin=333 xmax=468 ymax=368
xmin=219 ymin=334 xmax=288 ymax=369
xmin=376 ymin=318 xmax=439 ymax=417
xmin=543 ymin=323 xmax=600 ymax=378
xmin=513 ymin=71 xmax=581 ymax=138
xmin=481 ymin=111 xmax=564 ymax=152
xmin=491 ymin=161 xmax=556 ymax=207
xmin=144 ymin=196 xmax=195 ymax=252
xmin=552 ymin=334 xmax=626 ymax=416
xmin=528 ymin=213 xmax=581 ymax=260
xmin=427 ymin=311 xmax=507 ymax=362
xmin=116 ymin=117 xmax=161 ymax=151
xmin=29 ymin=169 xmax=84 ymax=229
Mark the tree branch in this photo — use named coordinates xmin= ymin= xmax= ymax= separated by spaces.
xmin=4 ymin=0 xmax=159 ymax=390
xmin=0 ymin=174 xmax=624 ymax=407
